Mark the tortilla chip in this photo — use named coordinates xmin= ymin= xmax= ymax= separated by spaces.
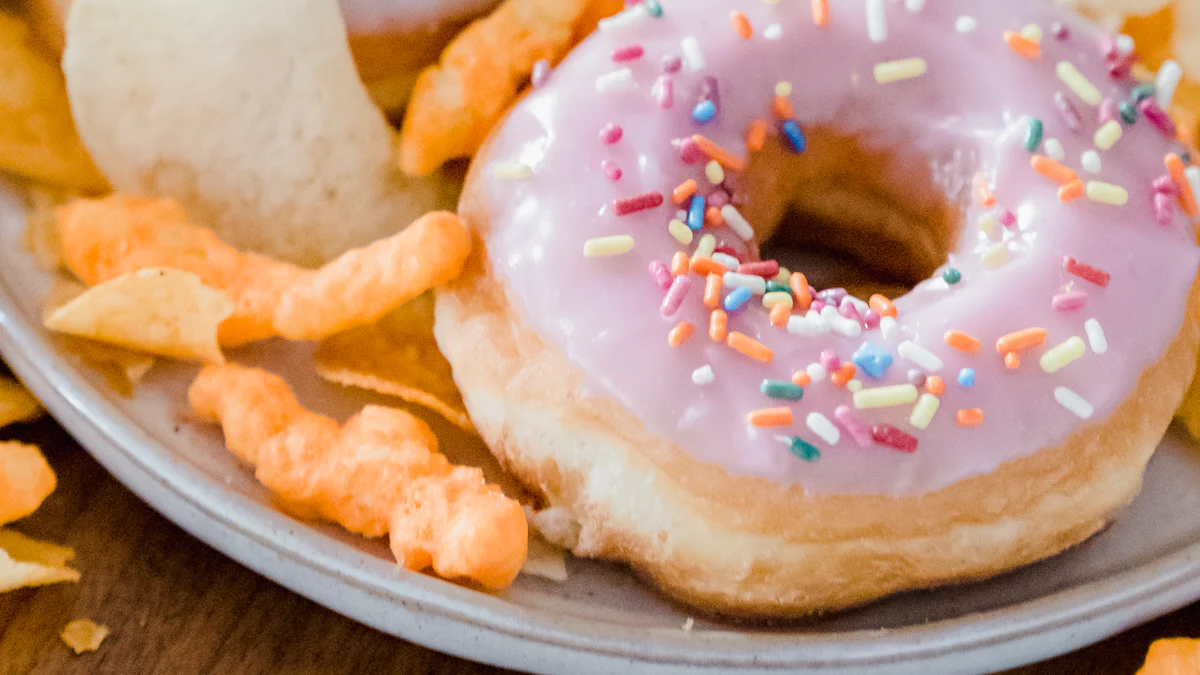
xmin=0 ymin=442 xmax=56 ymax=525
xmin=521 ymin=535 xmax=568 ymax=582
xmin=0 ymin=13 xmax=107 ymax=192
xmin=0 ymin=377 xmax=43 ymax=429
xmin=44 ymin=268 xmax=231 ymax=364
xmin=313 ymin=293 xmax=473 ymax=430
xmin=61 ymin=620 xmax=108 ymax=654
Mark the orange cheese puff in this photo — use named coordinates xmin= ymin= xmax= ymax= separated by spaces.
xmin=0 ymin=442 xmax=56 ymax=525
xmin=398 ymin=0 xmax=622 ymax=176
xmin=188 ymin=364 xmax=527 ymax=590
xmin=1138 ymin=638 xmax=1200 ymax=674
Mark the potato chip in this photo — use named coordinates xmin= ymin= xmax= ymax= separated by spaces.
xmin=21 ymin=185 xmax=74 ymax=273
xmin=62 ymin=0 xmax=458 ymax=266
xmin=61 ymin=620 xmax=109 ymax=655
xmin=0 ymin=13 xmax=107 ymax=192
xmin=45 ymin=268 xmax=232 ymax=364
xmin=0 ymin=378 xmax=44 ymax=429
xmin=0 ymin=529 xmax=73 ymax=567
xmin=521 ymin=535 xmax=568 ymax=582
xmin=0 ymin=442 xmax=56 ymax=525
xmin=313 ymin=293 xmax=473 ymax=429
xmin=0 ymin=546 xmax=79 ymax=593
xmin=1138 ymin=637 xmax=1200 ymax=674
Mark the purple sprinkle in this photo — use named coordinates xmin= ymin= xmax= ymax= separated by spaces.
xmin=648 ymin=260 xmax=673 ymax=291
xmin=820 ymin=349 xmax=840 ymax=372
xmin=862 ymin=309 xmax=881 ymax=329
xmin=833 ymin=405 xmax=873 ymax=447
xmin=1051 ymin=291 xmax=1088 ymax=312
xmin=999 ymin=209 xmax=1018 ymax=229
xmin=1155 ymin=192 xmax=1176 ymax=225
xmin=599 ymin=123 xmax=623 ymax=144
xmin=601 ymin=160 xmax=622 ymax=181
xmin=1054 ymin=92 xmax=1083 ymax=133
xmin=531 ymin=59 xmax=551 ymax=88
xmin=1140 ymin=99 xmax=1177 ymax=139
xmin=661 ymin=276 xmax=692 ymax=318
xmin=1099 ymin=98 xmax=1119 ymax=125
xmin=678 ymin=137 xmax=705 ymax=164
xmin=1051 ymin=22 xmax=1069 ymax=41
xmin=612 ymin=44 xmax=644 ymax=62
xmin=654 ymin=75 xmax=674 ymax=109
xmin=1153 ymin=175 xmax=1177 ymax=195
xmin=660 ymin=54 xmax=682 ymax=74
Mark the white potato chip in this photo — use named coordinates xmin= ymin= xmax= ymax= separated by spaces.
xmin=0 ymin=529 xmax=79 ymax=593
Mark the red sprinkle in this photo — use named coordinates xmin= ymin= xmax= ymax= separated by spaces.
xmin=611 ymin=45 xmax=645 ymax=62
xmin=870 ymin=424 xmax=918 ymax=453
xmin=1051 ymin=291 xmax=1088 ymax=312
xmin=601 ymin=160 xmax=622 ymax=181
xmin=599 ymin=123 xmax=623 ymax=144
xmin=1062 ymin=256 xmax=1111 ymax=287
xmin=738 ymin=260 xmax=780 ymax=278
xmin=713 ymin=244 xmax=744 ymax=262
xmin=613 ymin=192 xmax=664 ymax=215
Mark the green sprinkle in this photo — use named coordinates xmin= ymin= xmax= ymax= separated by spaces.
xmin=1118 ymin=100 xmax=1138 ymax=125
xmin=645 ymin=0 xmax=663 ymax=17
xmin=786 ymin=436 xmax=820 ymax=462
xmin=1023 ymin=118 xmax=1044 ymax=152
xmin=765 ymin=281 xmax=790 ymax=294
xmin=1132 ymin=84 xmax=1156 ymax=103
xmin=942 ymin=268 xmax=962 ymax=285
xmin=761 ymin=379 xmax=804 ymax=401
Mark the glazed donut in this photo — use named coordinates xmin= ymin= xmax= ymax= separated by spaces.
xmin=437 ymin=0 xmax=1200 ymax=617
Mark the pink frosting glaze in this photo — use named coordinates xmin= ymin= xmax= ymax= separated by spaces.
xmin=475 ymin=0 xmax=1200 ymax=495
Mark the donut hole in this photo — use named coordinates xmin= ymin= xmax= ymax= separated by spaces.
xmin=742 ymin=126 xmax=962 ymax=300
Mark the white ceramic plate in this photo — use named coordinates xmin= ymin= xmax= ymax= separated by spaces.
xmin=6 ymin=184 xmax=1200 ymax=675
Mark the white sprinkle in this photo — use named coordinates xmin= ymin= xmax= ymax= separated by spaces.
xmin=1084 ymin=318 xmax=1108 ymax=354
xmin=1158 ymin=59 xmax=1185 ymax=109
xmin=1054 ymin=386 xmax=1094 ymax=419
xmin=955 ymin=16 xmax=978 ymax=33
xmin=691 ymin=365 xmax=715 ymax=385
xmin=1115 ymin=33 xmax=1135 ymax=57
xmin=847 ymin=379 xmax=863 ymax=392
xmin=905 ymin=0 xmax=926 ymax=12
xmin=712 ymin=252 xmax=740 ymax=270
xmin=1081 ymin=150 xmax=1102 ymax=174
xmin=822 ymin=306 xmax=862 ymax=338
xmin=806 ymin=412 xmax=841 ymax=445
xmin=491 ymin=161 xmax=532 ymax=180
xmin=880 ymin=315 xmax=899 ymax=340
xmin=897 ymin=340 xmax=945 ymax=372
xmin=681 ymin=36 xmax=705 ymax=71
xmin=723 ymin=272 xmax=767 ymax=295
xmin=806 ymin=309 xmax=833 ymax=333
xmin=867 ymin=0 xmax=887 ymax=43
xmin=806 ymin=362 xmax=828 ymax=382
xmin=595 ymin=68 xmax=633 ymax=93
xmin=720 ymin=205 xmax=755 ymax=241
xmin=1044 ymin=138 xmax=1065 ymax=162
xmin=763 ymin=23 xmax=783 ymax=41
xmin=598 ymin=4 xmax=648 ymax=31
xmin=787 ymin=314 xmax=825 ymax=336
xmin=847 ymin=296 xmax=870 ymax=316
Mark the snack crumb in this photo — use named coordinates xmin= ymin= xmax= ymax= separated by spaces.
xmin=682 ymin=617 xmax=694 ymax=632
xmin=61 ymin=619 xmax=109 ymax=654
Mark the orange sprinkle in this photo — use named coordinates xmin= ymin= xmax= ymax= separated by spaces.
xmin=830 ymin=363 xmax=856 ymax=387
xmin=670 ymin=251 xmax=689 ymax=276
xmin=745 ymin=119 xmax=768 ymax=152
xmin=812 ymin=0 xmax=829 ymax=27
xmin=996 ymin=327 xmax=1047 ymax=353
xmin=1004 ymin=351 xmax=1021 ymax=370
xmin=672 ymin=179 xmax=698 ymax=206
xmin=690 ymin=256 xmax=728 ymax=276
xmin=790 ymin=272 xmax=812 ymax=311
xmin=747 ymin=407 xmax=794 ymax=428
xmin=1003 ymin=31 xmax=1041 ymax=59
xmin=705 ymin=206 xmax=725 ymax=227
xmin=709 ymin=310 xmax=728 ymax=342
xmin=691 ymin=135 xmax=746 ymax=172
xmin=926 ymin=375 xmax=945 ymax=396
xmin=771 ymin=96 xmax=794 ymax=120
xmin=727 ymin=331 xmax=774 ymax=364
xmin=1031 ymin=155 xmax=1079 ymax=185
xmin=731 ymin=10 xmax=752 ymax=39
xmin=703 ymin=273 xmax=723 ymax=309
xmin=956 ymin=408 xmax=985 ymax=427
xmin=791 ymin=371 xmax=812 ymax=387
xmin=769 ymin=302 xmax=790 ymax=327
xmin=868 ymin=294 xmax=897 ymax=318
xmin=668 ymin=321 xmax=694 ymax=348
xmin=1166 ymin=153 xmax=1200 ymax=217
xmin=973 ymin=173 xmax=996 ymax=207
xmin=944 ymin=330 xmax=981 ymax=354
xmin=1058 ymin=180 xmax=1085 ymax=203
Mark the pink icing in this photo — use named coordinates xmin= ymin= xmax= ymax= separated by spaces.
xmin=476 ymin=0 xmax=1200 ymax=495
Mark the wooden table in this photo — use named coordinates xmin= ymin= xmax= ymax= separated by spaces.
xmin=0 ymin=416 xmax=1197 ymax=675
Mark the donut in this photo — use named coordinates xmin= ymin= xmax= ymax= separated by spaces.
xmin=437 ymin=0 xmax=1200 ymax=617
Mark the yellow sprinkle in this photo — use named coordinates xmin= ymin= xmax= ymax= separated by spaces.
xmin=846 ymin=379 xmax=863 ymax=392
xmin=1086 ymin=181 xmax=1128 ymax=205
xmin=583 ymin=235 xmax=635 ymax=257
xmin=668 ymin=219 xmax=693 ymax=245
xmin=1019 ymin=24 xmax=1043 ymax=43
xmin=1094 ymin=120 xmax=1123 ymax=150
xmin=762 ymin=291 xmax=793 ymax=309
xmin=874 ymin=58 xmax=928 ymax=84
xmin=1040 ymin=336 xmax=1086 ymax=373
xmin=695 ymin=233 xmax=716 ymax=258
xmin=978 ymin=214 xmax=1000 ymax=240
xmin=981 ymin=243 xmax=1011 ymax=268
xmin=774 ymin=81 xmax=793 ymax=97
xmin=909 ymin=393 xmax=941 ymax=430
xmin=492 ymin=161 xmax=532 ymax=180
xmin=853 ymin=384 xmax=920 ymax=409
xmin=705 ymin=160 xmax=725 ymax=184
xmin=773 ymin=266 xmax=791 ymax=284
xmin=1057 ymin=61 xmax=1102 ymax=106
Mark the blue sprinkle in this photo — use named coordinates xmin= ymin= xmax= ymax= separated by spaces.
xmin=785 ymin=436 xmax=820 ymax=462
xmin=782 ymin=120 xmax=807 ymax=153
xmin=692 ymin=100 xmax=716 ymax=124
xmin=687 ymin=194 xmax=706 ymax=231
xmin=958 ymin=368 xmax=976 ymax=388
xmin=724 ymin=286 xmax=752 ymax=311
xmin=851 ymin=341 xmax=894 ymax=379
xmin=644 ymin=0 xmax=663 ymax=17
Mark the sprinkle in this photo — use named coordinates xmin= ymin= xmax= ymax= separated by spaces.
xmin=1119 ymin=100 xmax=1138 ymax=125
xmin=1133 ymin=83 xmax=1157 ymax=103
xmin=787 ymin=313 xmax=825 ymax=337
xmin=806 ymin=412 xmax=841 ymax=445
xmin=833 ymin=405 xmax=873 ymax=446
xmin=1054 ymin=386 xmax=1094 ymax=419
xmin=612 ymin=45 xmax=644 ymax=62
xmin=1005 ymin=31 xmax=1041 ymax=60
xmin=1051 ymin=291 xmax=1088 ymax=312
xmin=698 ymin=273 xmax=721 ymax=309
xmin=596 ymin=68 xmax=634 ymax=93
xmin=644 ymin=0 xmax=663 ymax=18
xmin=1051 ymin=22 xmax=1069 ymax=40
xmin=680 ymin=36 xmax=705 ymax=71
xmin=1166 ymin=154 xmax=1200 ymax=217
xmin=691 ymin=135 xmax=746 ymax=171
xmin=957 ymin=409 xmax=984 ymax=427
xmin=491 ymin=161 xmax=532 ymax=180
xmin=704 ymin=160 xmax=725 ymax=185
xmin=711 ymin=252 xmax=739 ymax=270
xmin=1157 ymin=60 xmax=1184 ymax=109
xmin=1085 ymin=318 xmax=1108 ymax=354
xmin=909 ymin=393 xmax=941 ymax=429
xmin=1057 ymin=62 xmax=1101 ymax=105
xmin=1099 ymin=98 xmax=1119 ymax=126
xmin=691 ymin=365 xmax=715 ymax=385
xmin=727 ymin=332 xmax=773 ymax=364
xmin=613 ymin=192 xmax=664 ymax=215
xmin=974 ymin=173 xmax=997 ymax=206
xmin=686 ymin=195 xmax=705 ymax=230
xmin=783 ymin=436 xmax=820 ymax=461
xmin=781 ymin=121 xmax=808 ymax=154
xmin=1115 ymin=33 xmax=1135 ymax=56
xmin=791 ymin=371 xmax=812 ymax=387
xmin=1189 ymin=167 xmax=1200 ymax=214
xmin=769 ymin=302 xmax=791 ymax=327
xmin=730 ymin=10 xmax=752 ymax=39
xmin=867 ymin=294 xmax=896 ymax=318
xmin=531 ymin=60 xmax=551 ymax=88
xmin=1155 ymin=194 xmax=1175 ymax=225
xmin=661 ymin=55 xmax=682 ymax=73
xmin=1005 ymin=352 xmax=1021 ymax=369
xmin=660 ymin=276 xmax=692 ymax=318
xmin=748 ymin=407 xmax=793 ymax=428
xmin=1086 ymin=181 xmax=1129 ymax=206
xmin=925 ymin=375 xmax=945 ymax=396
xmin=853 ymin=384 xmax=919 ymax=410
xmin=998 ymin=209 xmax=1018 ymax=230
xmin=689 ymin=256 xmax=727 ymax=276
xmin=654 ymin=75 xmax=674 ymax=108
xmin=667 ymin=219 xmax=692 ymax=246
xmin=598 ymin=4 xmax=649 ymax=31
xmin=1140 ymin=99 xmax=1177 ymax=139
xmin=850 ymin=342 xmax=893 ymax=379
xmin=1058 ymin=180 xmax=1085 ymax=203
xmin=761 ymin=379 xmax=804 ymax=401
xmin=763 ymin=24 xmax=783 ymax=41
xmin=774 ymin=82 xmax=793 ymax=98
xmin=601 ymin=160 xmax=622 ymax=181
xmin=1053 ymin=92 xmax=1084 ymax=132
xmin=957 ymin=368 xmax=975 ymax=387
xmin=978 ymin=216 xmax=998 ymax=240
xmin=723 ymin=286 xmax=752 ymax=312
xmin=906 ymin=0 xmax=926 ymax=12
xmin=820 ymin=348 xmax=841 ymax=372
xmin=866 ymin=0 xmax=887 ymax=43
xmin=1044 ymin=138 xmax=1066 ymax=162
xmin=908 ymin=369 xmax=926 ymax=387
xmin=1040 ymin=336 xmax=1086 ymax=373
xmin=996 ymin=328 xmax=1047 ymax=353
xmin=694 ymin=233 xmax=716 ymax=259
xmin=668 ymin=322 xmax=694 ymax=347
xmin=583 ymin=235 xmax=634 ymax=257
xmin=812 ymin=0 xmax=830 ymax=27
xmin=693 ymin=100 xmax=717 ymax=124
xmin=897 ymin=340 xmax=944 ymax=372
xmin=739 ymin=261 xmax=779 ymax=279
xmin=1020 ymin=24 xmax=1043 ymax=43
xmin=1081 ymin=150 xmax=1102 ymax=174
xmin=942 ymin=268 xmax=962 ymax=285
xmin=872 ymin=424 xmax=918 ymax=452
xmin=790 ymin=273 xmax=813 ymax=311
xmin=763 ymin=291 xmax=793 ymax=309
xmin=745 ymin=119 xmax=768 ymax=152
xmin=709 ymin=309 xmax=727 ymax=342
xmin=944 ymin=330 xmax=981 ymax=354
xmin=670 ymin=251 xmax=689 ymax=276
xmin=956 ymin=16 xmax=979 ymax=33
xmin=806 ymin=362 xmax=827 ymax=382
xmin=1094 ymin=120 xmax=1123 ymax=150
xmin=874 ymin=58 xmax=927 ymax=84
xmin=1032 ymin=155 xmax=1079 ymax=185
xmin=1021 ymin=118 xmax=1044 ymax=152
xmin=724 ymin=272 xmax=767 ymax=295
xmin=880 ymin=315 xmax=898 ymax=340
xmin=721 ymin=205 xmax=755 ymax=241
xmin=981 ymin=244 xmax=1012 ymax=268
xmin=678 ymin=137 xmax=704 ymax=164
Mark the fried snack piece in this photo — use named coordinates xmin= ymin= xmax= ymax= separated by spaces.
xmin=0 ymin=540 xmax=80 ymax=592
xmin=398 ymin=0 xmax=622 ymax=176
xmin=0 ymin=442 xmax=56 ymax=525
xmin=0 ymin=13 xmax=107 ymax=192
xmin=1138 ymin=638 xmax=1200 ymax=674
xmin=0 ymin=377 xmax=44 ymax=429
xmin=188 ymin=364 xmax=526 ymax=589
xmin=61 ymin=620 xmax=108 ymax=654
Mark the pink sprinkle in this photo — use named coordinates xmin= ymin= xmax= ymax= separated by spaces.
xmin=707 ymin=190 xmax=729 ymax=208
xmin=713 ymin=244 xmax=742 ymax=262
xmin=871 ymin=424 xmax=918 ymax=452
xmin=654 ymin=76 xmax=674 ymax=109
xmin=1140 ymin=100 xmax=1177 ymax=139
xmin=648 ymin=260 xmax=673 ymax=291
xmin=1153 ymin=175 xmax=1177 ymax=195
xmin=599 ymin=123 xmax=623 ymax=144
xmin=531 ymin=59 xmax=551 ymax=88
xmin=819 ymin=349 xmax=840 ymax=371
xmin=601 ymin=160 xmax=622 ymax=181
xmin=862 ymin=309 xmax=881 ymax=329
xmin=1051 ymin=291 xmax=1088 ymax=312
xmin=738 ymin=260 xmax=779 ymax=278
xmin=810 ymin=300 xmax=827 ymax=314
xmin=834 ymin=405 xmax=873 ymax=447
xmin=1105 ymin=54 xmax=1135 ymax=79
xmin=678 ymin=137 xmax=705 ymax=164
xmin=837 ymin=297 xmax=861 ymax=322
xmin=613 ymin=191 xmax=664 ymax=215
xmin=661 ymin=276 xmax=692 ymax=317
xmin=612 ymin=44 xmax=644 ymax=62
xmin=999 ymin=209 xmax=1017 ymax=229
xmin=1054 ymin=92 xmax=1083 ymax=133
xmin=1099 ymin=98 xmax=1118 ymax=125
xmin=1155 ymin=192 xmax=1176 ymax=225
xmin=661 ymin=54 xmax=682 ymax=73
xmin=1051 ymin=22 xmax=1069 ymax=41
